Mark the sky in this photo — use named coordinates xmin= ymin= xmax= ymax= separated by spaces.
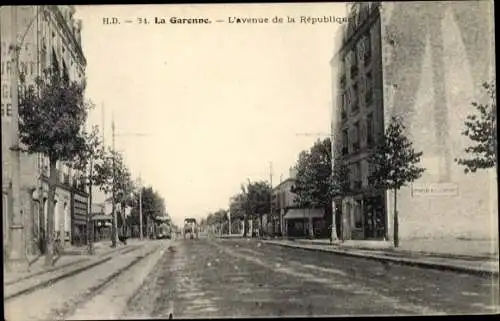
xmin=74 ymin=3 xmax=346 ymax=226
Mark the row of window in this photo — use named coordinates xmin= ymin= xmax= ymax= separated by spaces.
xmin=341 ymin=32 xmax=372 ymax=84
xmin=341 ymin=113 xmax=375 ymax=156
xmin=341 ymin=70 xmax=374 ymax=117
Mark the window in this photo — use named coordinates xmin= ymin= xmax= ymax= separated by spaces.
xmin=364 ymin=34 xmax=372 ymax=65
xmin=350 ymin=49 xmax=359 ymax=78
xmin=342 ymin=129 xmax=349 ymax=155
xmin=352 ymin=122 xmax=360 ymax=151
xmin=366 ymin=113 xmax=374 ymax=146
xmin=365 ymin=72 xmax=373 ymax=106
xmin=352 ymin=83 xmax=359 ymax=112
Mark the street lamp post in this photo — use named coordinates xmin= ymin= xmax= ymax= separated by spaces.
xmin=111 ymin=116 xmax=118 ymax=247
xmin=137 ymin=175 xmax=143 ymax=240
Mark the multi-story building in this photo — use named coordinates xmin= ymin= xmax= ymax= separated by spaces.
xmin=330 ymin=2 xmax=497 ymax=242
xmin=1 ymin=5 xmax=88 ymax=257
xmin=273 ymin=167 xmax=328 ymax=238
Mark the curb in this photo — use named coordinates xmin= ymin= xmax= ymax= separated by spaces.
xmin=303 ymin=241 xmax=499 ymax=261
xmin=264 ymin=241 xmax=499 ymax=277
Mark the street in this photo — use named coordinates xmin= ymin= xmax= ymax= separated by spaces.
xmin=123 ymin=237 xmax=498 ymax=318
xmin=4 ymin=237 xmax=498 ymax=320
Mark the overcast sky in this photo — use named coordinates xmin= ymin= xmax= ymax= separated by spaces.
xmin=74 ymin=3 xmax=346 ymax=226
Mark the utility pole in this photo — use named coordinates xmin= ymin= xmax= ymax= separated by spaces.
xmin=101 ymin=103 xmax=105 ymax=146
xmin=87 ymin=157 xmax=94 ymax=255
xmin=6 ymin=6 xmax=28 ymax=271
xmin=228 ymin=205 xmax=231 ymax=236
xmin=111 ymin=114 xmax=118 ymax=247
xmin=138 ymin=174 xmax=143 ymax=240
xmin=269 ymin=161 xmax=273 ymax=236
xmin=279 ymin=174 xmax=283 ymax=236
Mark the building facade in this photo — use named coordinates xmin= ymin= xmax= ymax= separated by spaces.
xmin=331 ymin=2 xmax=497 ymax=242
xmin=1 ymin=5 xmax=88 ymax=257
xmin=273 ymin=168 xmax=328 ymax=238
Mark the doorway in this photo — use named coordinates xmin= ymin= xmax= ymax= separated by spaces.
xmin=363 ymin=195 xmax=386 ymax=239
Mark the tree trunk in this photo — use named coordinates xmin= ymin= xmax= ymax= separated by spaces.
xmin=243 ymin=214 xmax=248 ymax=237
xmin=45 ymin=158 xmax=57 ymax=267
xmin=259 ymin=214 xmax=264 ymax=237
xmin=393 ymin=189 xmax=399 ymax=248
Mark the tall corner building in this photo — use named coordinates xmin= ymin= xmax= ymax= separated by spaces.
xmin=1 ymin=6 xmax=89 ymax=257
xmin=330 ymin=2 xmax=497 ymax=241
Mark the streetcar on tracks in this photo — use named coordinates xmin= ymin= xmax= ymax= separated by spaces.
xmin=183 ymin=218 xmax=198 ymax=239
xmin=153 ymin=216 xmax=172 ymax=239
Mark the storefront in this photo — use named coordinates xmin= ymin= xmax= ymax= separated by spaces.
xmin=284 ymin=208 xmax=326 ymax=238
xmin=71 ymin=191 xmax=88 ymax=246
xmin=340 ymin=190 xmax=387 ymax=241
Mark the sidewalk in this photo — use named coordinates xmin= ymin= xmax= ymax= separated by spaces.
xmin=4 ymin=238 xmax=149 ymax=285
xmin=293 ymin=238 xmax=499 ymax=260
xmin=263 ymin=238 xmax=500 ymax=276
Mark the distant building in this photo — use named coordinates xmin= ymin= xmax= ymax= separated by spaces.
xmin=330 ymin=2 xmax=496 ymax=242
xmin=273 ymin=168 xmax=327 ymax=238
xmin=1 ymin=6 xmax=87 ymax=256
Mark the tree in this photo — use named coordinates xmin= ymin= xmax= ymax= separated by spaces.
xmin=71 ymin=125 xmax=104 ymax=254
xmin=213 ymin=209 xmax=228 ymax=235
xmin=368 ymin=116 xmax=425 ymax=248
xmin=240 ymin=180 xmax=271 ymax=236
xmin=291 ymin=138 xmax=333 ymax=238
xmin=130 ymin=186 xmax=168 ymax=236
xmin=93 ymin=148 xmax=134 ymax=244
xmin=18 ymin=67 xmax=91 ymax=266
xmin=456 ymin=81 xmax=497 ymax=173
xmin=330 ymin=158 xmax=351 ymax=240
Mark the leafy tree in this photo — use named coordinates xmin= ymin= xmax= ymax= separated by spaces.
xmin=368 ymin=115 xmax=425 ymax=248
xmin=330 ymin=158 xmax=351 ymax=240
xmin=71 ymin=125 xmax=104 ymax=254
xmin=291 ymin=138 xmax=333 ymax=238
xmin=240 ymin=180 xmax=271 ymax=236
xmin=129 ymin=186 xmax=168 ymax=236
xmin=456 ymin=81 xmax=497 ymax=173
xmin=93 ymin=148 xmax=134 ymax=244
xmin=18 ymin=67 xmax=91 ymax=266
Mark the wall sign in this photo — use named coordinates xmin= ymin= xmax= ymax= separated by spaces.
xmin=411 ymin=182 xmax=459 ymax=197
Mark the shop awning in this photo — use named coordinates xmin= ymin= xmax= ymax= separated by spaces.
xmin=284 ymin=208 xmax=324 ymax=220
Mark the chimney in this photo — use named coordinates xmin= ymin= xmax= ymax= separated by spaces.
xmin=289 ymin=167 xmax=297 ymax=179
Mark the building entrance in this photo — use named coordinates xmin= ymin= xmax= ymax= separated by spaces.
xmin=363 ymin=194 xmax=386 ymax=239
